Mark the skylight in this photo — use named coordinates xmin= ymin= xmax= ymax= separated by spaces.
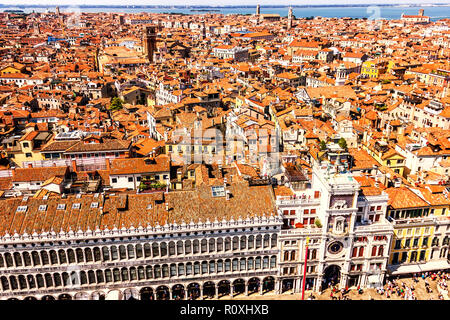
xmin=211 ymin=186 xmax=226 ymax=197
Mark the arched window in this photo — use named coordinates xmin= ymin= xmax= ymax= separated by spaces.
xmin=67 ymin=249 xmax=76 ymax=264
xmin=193 ymin=240 xmax=200 ymax=254
xmin=111 ymin=246 xmax=118 ymax=260
xmin=255 ymin=235 xmax=262 ymax=249
xmin=443 ymin=237 xmax=449 ymax=246
xmin=177 ymin=241 xmax=184 ymax=255
xmin=255 ymin=256 xmax=262 ymax=269
xmin=232 ymin=258 xmax=238 ymax=271
xmin=113 ymin=269 xmax=120 ymax=282
xmin=270 ymin=255 xmax=277 ymax=268
xmin=194 ymin=262 xmax=200 ymax=275
xmin=263 ymin=256 xmax=269 ymax=269
xmin=4 ymin=253 xmax=13 ymax=267
xmin=80 ymin=271 xmax=87 ymax=285
xmin=240 ymin=236 xmax=247 ymax=250
xmin=185 ymin=240 xmax=192 ymax=254
xmin=201 ymin=239 xmax=207 ymax=253
xmin=49 ymin=250 xmax=58 ymax=265
xmin=144 ymin=243 xmax=151 ymax=257
xmin=290 ymin=251 xmax=296 ymax=261
xmin=135 ymin=244 xmax=143 ymax=259
xmin=232 ymin=236 xmax=239 ymax=250
xmin=41 ymin=251 xmax=49 ymax=265
xmin=1 ymin=276 xmax=9 ymax=291
xmin=225 ymin=237 xmax=231 ymax=251
xmin=127 ymin=244 xmax=135 ymax=259
xmin=271 ymin=234 xmax=277 ymax=248
xmin=87 ymin=271 xmax=96 ymax=284
xmin=121 ymin=268 xmax=129 ymax=281
xmin=178 ymin=264 xmax=185 ymax=276
xmin=34 ymin=251 xmax=42 ymax=265
xmin=160 ymin=243 xmax=168 ymax=256
xmin=76 ymin=248 xmax=84 ymax=263
xmin=58 ymin=250 xmax=67 ymax=264
xmin=200 ymin=261 xmax=207 ymax=274
xmin=225 ymin=259 xmax=231 ymax=272
xmin=27 ymin=275 xmax=36 ymax=289
xmin=105 ymin=269 xmax=113 ymax=283
xmin=247 ymin=257 xmax=254 ymax=270
xmin=284 ymin=251 xmax=289 ymax=261
xmin=311 ymin=249 xmax=317 ymax=260
xmin=0 ymin=254 xmax=3 ymax=268
xmin=44 ymin=274 xmax=53 ymax=287
xmin=93 ymin=247 xmax=102 ymax=261
xmin=53 ymin=273 xmax=62 ymax=287
xmin=217 ymin=238 xmax=223 ymax=251
xmin=263 ymin=234 xmax=270 ymax=248
xmin=248 ymin=235 xmax=254 ymax=249
xmin=102 ymin=247 xmax=110 ymax=261
xmin=137 ymin=267 xmax=145 ymax=280
xmin=168 ymin=242 xmax=176 ymax=256
xmin=18 ymin=275 xmax=27 ymax=290
xmin=240 ymin=258 xmax=246 ymax=271
xmin=85 ymin=248 xmax=93 ymax=262
xmin=62 ymin=272 xmax=70 ymax=286
xmin=209 ymin=239 xmax=216 ymax=252
xmin=146 ymin=266 xmax=153 ymax=279
xmin=13 ymin=253 xmax=23 ymax=267
xmin=186 ymin=262 xmax=193 ymax=275
xmin=119 ymin=245 xmax=127 ymax=260
xmin=23 ymin=252 xmax=32 ymax=266
xmin=217 ymin=260 xmax=223 ymax=272
xmin=154 ymin=265 xmax=161 ymax=278
xmin=152 ymin=243 xmax=159 ymax=257
xmin=96 ymin=270 xmax=104 ymax=283
xmin=130 ymin=267 xmax=137 ymax=281
xmin=170 ymin=264 xmax=177 ymax=277
xmin=35 ymin=275 xmax=44 ymax=289
xmin=378 ymin=246 xmax=384 ymax=257
xmin=206 ymin=261 xmax=214 ymax=273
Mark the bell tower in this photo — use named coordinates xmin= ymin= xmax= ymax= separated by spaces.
xmin=143 ymin=25 xmax=157 ymax=63
xmin=288 ymin=6 xmax=293 ymax=30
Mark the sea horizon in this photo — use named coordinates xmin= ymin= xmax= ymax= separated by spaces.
xmin=2 ymin=3 xmax=450 ymax=20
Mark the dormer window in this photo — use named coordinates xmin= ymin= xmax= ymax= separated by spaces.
xmin=91 ymin=202 xmax=99 ymax=208
xmin=72 ymin=203 xmax=81 ymax=210
xmin=38 ymin=205 xmax=47 ymax=212
xmin=57 ymin=204 xmax=66 ymax=210
xmin=16 ymin=206 xmax=27 ymax=213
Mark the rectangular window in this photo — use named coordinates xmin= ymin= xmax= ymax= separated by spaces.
xmin=128 ymin=177 xmax=133 ymax=182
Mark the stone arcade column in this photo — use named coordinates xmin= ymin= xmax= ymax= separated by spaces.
xmin=215 ymin=286 xmax=219 ymax=299
xmin=200 ymin=287 xmax=204 ymax=300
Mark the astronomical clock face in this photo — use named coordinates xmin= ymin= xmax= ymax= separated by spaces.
xmin=327 ymin=241 xmax=344 ymax=255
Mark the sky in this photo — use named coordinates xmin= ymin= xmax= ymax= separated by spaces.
xmin=1 ymin=0 xmax=449 ymax=6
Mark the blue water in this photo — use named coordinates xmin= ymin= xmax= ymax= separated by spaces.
xmin=3 ymin=5 xmax=450 ymax=21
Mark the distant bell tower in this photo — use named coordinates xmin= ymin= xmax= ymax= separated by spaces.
xmin=143 ymin=25 xmax=157 ymax=63
xmin=288 ymin=6 xmax=293 ymax=30
xmin=418 ymin=9 xmax=424 ymax=16
xmin=335 ymin=63 xmax=347 ymax=86
xmin=56 ymin=6 xmax=60 ymax=15
xmin=33 ymin=22 xmax=40 ymax=35
xmin=256 ymin=4 xmax=260 ymax=16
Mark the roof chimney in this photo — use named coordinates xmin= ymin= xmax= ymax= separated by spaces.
xmin=27 ymin=163 xmax=33 ymax=168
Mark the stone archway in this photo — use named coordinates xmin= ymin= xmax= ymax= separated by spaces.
xmin=203 ymin=281 xmax=215 ymax=299
xmin=139 ymin=287 xmax=154 ymax=301
xmin=282 ymin=279 xmax=294 ymax=293
xmin=123 ymin=288 xmax=139 ymax=300
xmin=106 ymin=290 xmax=123 ymax=300
xmin=58 ymin=293 xmax=72 ymax=300
xmin=248 ymin=277 xmax=260 ymax=295
xmin=24 ymin=296 xmax=37 ymax=300
xmin=74 ymin=292 xmax=90 ymax=300
xmin=91 ymin=291 xmax=106 ymax=300
xmin=262 ymin=276 xmax=275 ymax=293
xmin=323 ymin=265 xmax=341 ymax=289
xmin=187 ymin=283 xmax=201 ymax=300
xmin=41 ymin=295 xmax=55 ymax=301
xmin=172 ymin=284 xmax=185 ymax=300
xmin=156 ymin=286 xmax=170 ymax=300
xmin=218 ymin=280 xmax=230 ymax=297
xmin=232 ymin=279 xmax=245 ymax=296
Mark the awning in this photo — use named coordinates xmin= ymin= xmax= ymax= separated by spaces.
xmin=388 ymin=260 xmax=450 ymax=275
xmin=368 ymin=274 xmax=382 ymax=283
